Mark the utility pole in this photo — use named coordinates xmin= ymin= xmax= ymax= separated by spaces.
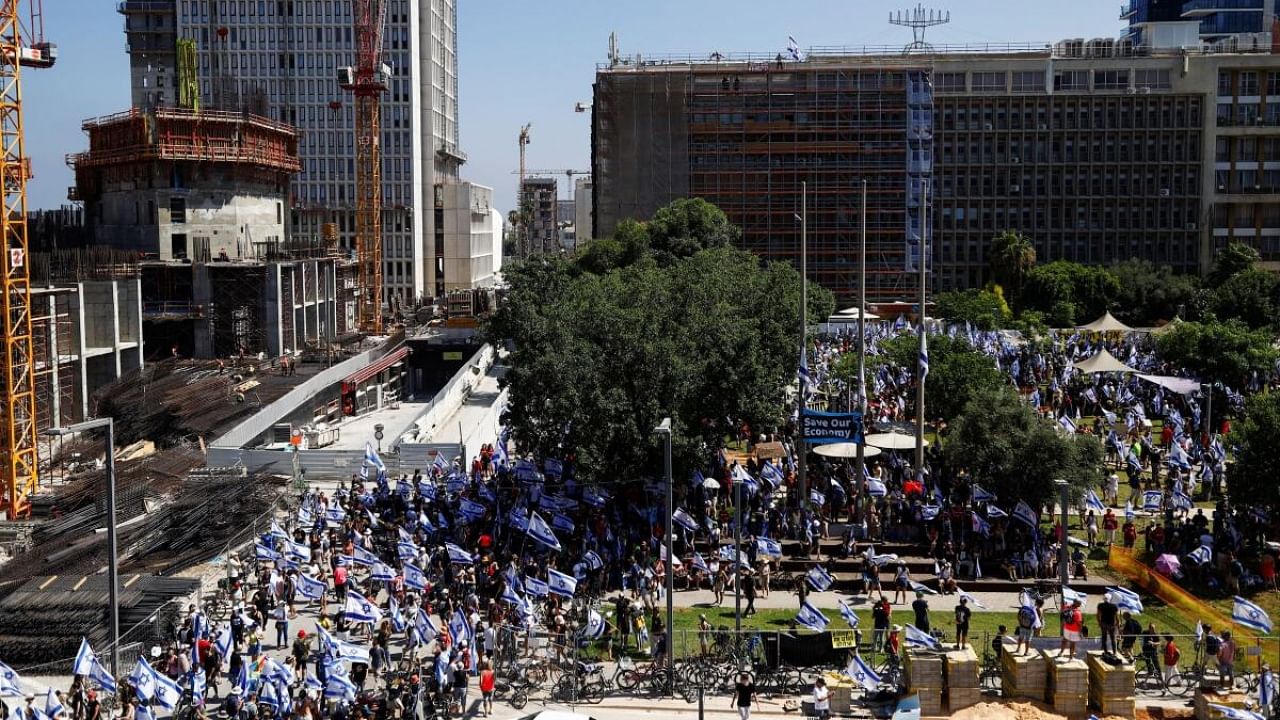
xmin=654 ymin=418 xmax=674 ymax=695
xmin=915 ymin=181 xmax=928 ymax=479
xmin=798 ymin=181 xmax=809 ymax=505
xmin=1056 ymin=479 xmax=1070 ymax=642
xmin=735 ymin=478 xmax=743 ymax=635
xmin=856 ymin=180 xmax=868 ymax=509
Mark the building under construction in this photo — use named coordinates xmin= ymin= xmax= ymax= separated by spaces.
xmin=519 ymin=176 xmax=560 ymax=255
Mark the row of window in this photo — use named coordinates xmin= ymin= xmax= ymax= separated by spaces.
xmin=938 ymin=204 xmax=1200 ymax=231
xmin=934 ymin=68 xmax=1172 ymax=94
xmin=938 ymin=97 xmax=1203 ymax=131
xmin=939 ymin=137 xmax=1200 ymax=164
xmin=1214 ymin=136 xmax=1280 ymax=162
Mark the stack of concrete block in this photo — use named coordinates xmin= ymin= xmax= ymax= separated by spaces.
xmin=944 ymin=644 xmax=981 ymax=712
xmin=1194 ymin=687 xmax=1252 ymax=720
xmin=1000 ymin=640 xmax=1047 ymax=700
xmin=1042 ymin=650 xmax=1089 ymax=716
xmin=904 ymin=647 xmax=945 ymax=716
xmin=1086 ymin=651 xmax=1135 ymax=719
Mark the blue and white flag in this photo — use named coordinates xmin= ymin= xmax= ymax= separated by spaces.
xmin=144 ymin=660 xmax=181 ymax=710
xmin=524 ymin=576 xmax=550 ymax=597
xmin=846 ymin=652 xmax=881 ymax=691
xmin=551 ymin=513 xmax=575 ymax=534
xmin=370 ymin=562 xmax=396 ymax=583
xmin=919 ymin=333 xmax=930 ymax=380
xmin=449 ymin=609 xmax=472 ymax=646
xmin=325 ymin=672 xmax=357 ymax=701
xmin=838 ymin=600 xmax=860 ymax=628
xmin=584 ymin=550 xmax=604 ymax=570
xmin=1012 ymin=500 xmax=1038 ymax=529
xmin=986 ymin=505 xmax=1008 ymax=519
xmin=324 ymin=505 xmax=347 ymax=526
xmin=507 ymin=507 xmax=530 ymax=532
xmin=909 ymin=580 xmax=938 ymax=596
xmin=445 ymin=543 xmax=474 ymax=565
xmin=1084 ymin=489 xmax=1106 ymax=513
xmin=1171 ymin=491 xmax=1193 ymax=511
xmin=135 ymin=707 xmax=154 ymax=720
xmin=1260 ymin=668 xmax=1278 ymax=713
xmin=1058 ymin=415 xmax=1077 ymax=434
xmin=214 ymin=624 xmax=233 ymax=659
xmin=297 ymin=573 xmax=327 ymax=600
xmin=258 ymin=679 xmax=279 ymax=711
xmin=1233 ymin=596 xmax=1273 ymax=633
xmin=921 ymin=505 xmax=941 ymax=521
xmin=500 ymin=583 xmax=522 ymax=606
xmin=807 ymin=566 xmax=834 ymax=592
xmin=786 ymin=34 xmax=807 ymax=62
xmin=795 ymin=601 xmax=830 ymax=632
xmin=130 ymin=659 xmax=156 ymax=702
xmin=403 ymin=563 xmax=427 ymax=590
xmin=809 ymin=489 xmax=825 ymax=506
xmin=458 ymin=499 xmax=487 ymax=522
xmin=869 ymin=553 xmax=900 ymax=566
xmin=397 ymin=539 xmax=420 ymax=560
xmin=343 ymin=590 xmax=383 ymax=624
xmin=971 ymin=512 xmax=991 ymax=538
xmin=43 ymin=689 xmax=63 ymax=719
xmin=581 ymin=608 xmax=606 ymax=640
xmin=1207 ymin=704 xmax=1266 ymax=720
xmin=1125 ymin=500 xmax=1135 ymax=520
xmin=1188 ymin=545 xmax=1213 ymax=566
xmin=363 ymin=442 xmax=385 ymax=471
xmin=254 ymin=542 xmax=281 ymax=562
xmin=547 ymin=569 xmax=577 ymax=598
xmin=972 ymin=485 xmax=995 ymax=503
xmin=672 ymin=508 xmax=699 ymax=533
xmin=904 ymin=624 xmax=942 ymax=651
xmin=756 ymin=537 xmax=783 ymax=559
xmin=1107 ymin=587 xmax=1144 ymax=614
xmin=1063 ymin=586 xmax=1089 ymax=608
xmin=284 ymin=540 xmax=312 ymax=563
xmin=527 ymin=512 xmax=562 ymax=552
xmin=866 ymin=479 xmax=887 ymax=497
xmin=957 ymin=589 xmax=986 ymax=608
xmin=582 ymin=487 xmax=608 ymax=508
xmin=415 ymin=609 xmax=440 ymax=644
xmin=0 ymin=662 xmax=22 ymax=696
xmin=1143 ymin=490 xmax=1163 ymax=512
xmin=798 ymin=346 xmax=812 ymax=400
xmin=350 ymin=544 xmax=379 ymax=567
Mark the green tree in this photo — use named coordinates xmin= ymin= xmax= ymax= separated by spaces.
xmin=1227 ymin=392 xmax=1280 ymax=517
xmin=1154 ymin=319 xmax=1278 ymax=387
xmin=879 ymin=334 xmax=1008 ymax=423
xmin=1021 ymin=261 xmax=1120 ymax=325
xmin=943 ymin=385 xmax=1103 ymax=510
xmin=987 ymin=231 xmax=1037 ymax=304
xmin=645 ymin=198 xmax=739 ymax=265
xmin=1211 ymin=268 xmax=1280 ymax=330
xmin=932 ymin=287 xmax=1011 ymax=330
xmin=486 ymin=200 xmax=833 ymax=482
xmin=1208 ymin=241 xmax=1261 ymax=288
xmin=1109 ymin=259 xmax=1200 ymax=326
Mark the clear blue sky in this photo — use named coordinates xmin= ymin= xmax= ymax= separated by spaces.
xmin=27 ymin=0 xmax=1121 ymax=213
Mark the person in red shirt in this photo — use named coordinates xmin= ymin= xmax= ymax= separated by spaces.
xmin=479 ymin=660 xmax=496 ymax=717
xmin=1060 ymin=599 xmax=1083 ymax=659
xmin=1103 ymin=509 xmax=1119 ymax=546
xmin=1162 ymin=635 xmax=1181 ymax=684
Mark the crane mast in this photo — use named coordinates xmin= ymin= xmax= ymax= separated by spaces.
xmin=340 ymin=0 xmax=387 ymax=335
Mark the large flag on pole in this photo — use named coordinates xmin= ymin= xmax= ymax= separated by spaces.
xmin=795 ymin=601 xmax=830 ymax=632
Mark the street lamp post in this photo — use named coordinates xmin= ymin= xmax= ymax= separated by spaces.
xmin=1055 ymin=479 xmax=1070 ymax=641
xmin=45 ymin=418 xmax=118 ymax=676
xmin=653 ymin=418 xmax=674 ymax=695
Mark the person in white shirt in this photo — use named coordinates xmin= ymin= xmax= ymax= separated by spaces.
xmin=811 ymin=677 xmax=831 ymax=720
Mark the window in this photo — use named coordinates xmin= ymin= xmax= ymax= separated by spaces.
xmin=1012 ymin=71 xmax=1043 ymax=93
xmin=972 ymin=72 xmax=1005 ymax=92
xmin=1241 ymin=71 xmax=1260 ymax=96
xmin=1054 ymin=70 xmax=1088 ymax=91
xmin=1094 ymin=69 xmax=1129 ymax=90
xmin=935 ymin=72 xmax=965 ymax=92
xmin=1219 ymin=70 xmax=1234 ymax=96
xmin=1135 ymin=69 xmax=1170 ymax=90
xmin=169 ymin=196 xmax=186 ymax=224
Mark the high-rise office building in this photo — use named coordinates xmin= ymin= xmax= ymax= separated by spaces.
xmin=1123 ymin=0 xmax=1277 ymax=48
xmin=118 ymin=0 xmax=483 ymax=306
xmin=593 ymin=41 xmax=1280 ymax=304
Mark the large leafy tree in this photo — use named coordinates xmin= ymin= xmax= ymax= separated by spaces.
xmin=645 ymin=198 xmax=739 ymax=265
xmin=932 ymin=287 xmax=1012 ymax=330
xmin=879 ymin=334 xmax=1009 ymax=423
xmin=1208 ymin=241 xmax=1261 ymax=288
xmin=943 ymin=385 xmax=1102 ymax=509
xmin=987 ymin=231 xmax=1037 ymax=303
xmin=1109 ymin=259 xmax=1200 ymax=327
xmin=1020 ymin=261 xmax=1120 ymax=326
xmin=487 ymin=201 xmax=833 ymax=481
xmin=1228 ymin=392 xmax=1280 ymax=517
xmin=1211 ymin=268 xmax=1280 ymax=330
xmin=1154 ymin=319 xmax=1278 ymax=387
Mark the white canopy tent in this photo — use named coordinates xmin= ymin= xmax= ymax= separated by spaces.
xmin=1077 ymin=311 xmax=1134 ymax=333
xmin=1074 ymin=349 xmax=1139 ymax=374
xmin=814 ymin=442 xmax=883 ymax=459
xmin=1137 ymin=374 xmax=1202 ymax=396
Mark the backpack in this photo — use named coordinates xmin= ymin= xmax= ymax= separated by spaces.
xmin=1017 ymin=606 xmax=1036 ymax=629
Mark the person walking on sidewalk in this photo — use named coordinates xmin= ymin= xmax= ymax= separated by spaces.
xmin=731 ymin=672 xmax=756 ymax=720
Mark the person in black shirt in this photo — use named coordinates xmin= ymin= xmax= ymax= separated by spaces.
xmin=1120 ymin=612 xmax=1143 ymax=660
xmin=912 ymin=591 xmax=931 ymax=634
xmin=1097 ymin=594 xmax=1119 ymax=653
xmin=993 ymin=625 xmax=1008 ymax=660
xmin=743 ymin=571 xmax=757 ymax=616
xmin=731 ymin=672 xmax=756 ymax=720
xmin=953 ymin=597 xmax=971 ymax=650
xmin=872 ymin=597 xmax=891 ymax=652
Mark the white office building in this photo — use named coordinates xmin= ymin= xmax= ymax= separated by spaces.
xmin=119 ymin=0 xmax=486 ymax=306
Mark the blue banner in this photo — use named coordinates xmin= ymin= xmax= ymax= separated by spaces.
xmin=801 ymin=409 xmax=863 ymax=445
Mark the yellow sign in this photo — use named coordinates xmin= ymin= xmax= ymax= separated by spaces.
xmin=443 ymin=351 xmax=464 ymax=361
xmin=830 ymin=630 xmax=859 ymax=649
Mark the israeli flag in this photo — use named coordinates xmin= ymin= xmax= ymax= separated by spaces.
xmin=1057 ymin=415 xmax=1077 ymax=434
xmin=1063 ymin=586 xmax=1089 ymax=608
xmin=297 ymin=504 xmax=315 ymax=526
xmin=343 ymin=590 xmax=383 ymax=625
xmin=581 ymin=608 xmax=606 ymax=640
xmin=397 ymin=540 xmax=420 ymax=560
xmin=232 ymin=660 xmax=248 ymax=694
xmin=350 ymin=544 xmax=379 ymax=567
xmin=1233 ymin=596 xmax=1273 ymax=633
xmin=1143 ymin=490 xmax=1163 ymax=512
xmin=904 ymin=624 xmax=942 ymax=651
xmin=972 ymin=485 xmax=995 ymax=503
xmin=551 ymin=513 xmax=575 ymax=534
xmin=1084 ymin=489 xmax=1106 ymax=513
xmin=1207 ymin=704 xmax=1266 ymax=720
xmin=846 ymin=652 xmax=881 ymax=691
xmin=807 ymin=566 xmax=835 ymax=592
xmin=756 ymin=537 xmax=783 ymax=559
xmin=390 ymin=564 xmax=421 ymax=591
xmin=910 ymin=580 xmax=938 ymax=596
xmin=1108 ymin=587 xmax=1144 ymax=614
xmin=325 ymin=672 xmax=357 ymax=701
xmin=1012 ymin=500 xmax=1038 ymax=528
xmin=135 ymin=707 xmax=155 ymax=720
xmin=986 ymin=505 xmax=1008 ymax=519
xmin=415 ymin=609 xmax=440 ymax=644
xmin=547 ymin=568 xmax=578 ymax=598
xmin=44 ymin=689 xmax=63 ymax=719
xmin=363 ymin=442 xmax=385 ymax=471
xmin=147 ymin=664 xmax=181 ymax=710
xmin=582 ymin=487 xmax=608 ymax=508
xmin=761 ymin=462 xmax=783 ymax=486
xmin=971 ymin=512 xmax=991 ymax=538
xmin=838 ymin=600 xmax=860 ymax=628
xmin=795 ymin=601 xmax=830 ymax=632
xmin=866 ymin=479 xmax=887 ymax=497
xmin=507 ymin=507 xmax=530 ymax=532
xmin=1188 ymin=545 xmax=1213 ymax=566
xmin=1125 ymin=500 xmax=1135 ymax=520
xmin=1260 ymin=668 xmax=1277 ymax=712
xmin=0 ymin=662 xmax=22 ymax=696
xmin=524 ymin=576 xmax=550 ymax=597
xmin=672 ymin=508 xmax=699 ymax=533
xmin=584 ymin=550 xmax=604 ymax=570
xmin=258 ymin=679 xmax=279 ymax=711
xmin=297 ymin=573 xmax=327 ymax=601
xmin=285 ymin=540 xmax=311 ymax=563
xmin=449 ymin=609 xmax=472 ymax=646
xmin=786 ymin=34 xmax=807 ymax=62
xmin=214 ymin=624 xmax=233 ymax=659
xmin=254 ymin=542 xmax=281 ymax=562
xmin=958 ymin=589 xmax=986 ymax=608
xmin=370 ymin=562 xmax=396 ymax=583
xmin=810 ymin=489 xmax=826 ymax=506
xmin=869 ymin=553 xmax=899 ymax=566
xmin=919 ymin=334 xmax=929 ymax=380
xmin=72 ymin=638 xmax=99 ymax=678
xmin=130 ymin=659 xmax=156 ymax=702
xmin=921 ymin=505 xmax=941 ymax=521
xmin=527 ymin=512 xmax=562 ymax=552
xmin=458 ymin=499 xmax=487 ymax=522
xmin=445 ymin=543 xmax=474 ymax=565
xmin=691 ymin=553 xmax=709 ymax=573
xmin=1172 ymin=491 xmax=1193 ymax=511
xmin=262 ymin=658 xmax=291 ymax=686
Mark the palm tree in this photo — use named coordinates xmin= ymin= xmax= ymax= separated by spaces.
xmin=988 ymin=231 xmax=1036 ymax=303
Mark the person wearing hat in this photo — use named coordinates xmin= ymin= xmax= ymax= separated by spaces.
xmin=697 ymin=614 xmax=712 ymax=656
xmin=84 ymin=690 xmax=100 ymax=720
xmin=292 ymin=629 xmax=310 ymax=679
xmin=911 ymin=590 xmax=931 ymax=634
xmin=1097 ymin=592 xmax=1119 ymax=655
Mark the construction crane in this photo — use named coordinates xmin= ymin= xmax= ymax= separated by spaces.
xmin=1 ymin=0 xmax=55 ymax=520
xmin=339 ymin=0 xmax=389 ymax=335
xmin=515 ymin=124 xmax=531 ymax=256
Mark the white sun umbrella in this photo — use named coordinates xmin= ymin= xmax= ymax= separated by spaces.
xmin=701 ymin=476 xmax=720 ymax=490
xmin=814 ymin=442 xmax=882 ymax=459
xmin=865 ymin=431 xmax=928 ymax=450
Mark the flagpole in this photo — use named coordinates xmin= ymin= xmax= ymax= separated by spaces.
xmin=915 ymin=180 xmax=927 ymax=480
xmin=856 ymin=179 xmax=867 ymax=516
xmin=798 ymin=180 xmax=809 ymax=507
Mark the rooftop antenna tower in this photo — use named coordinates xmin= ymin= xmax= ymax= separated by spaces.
xmin=889 ymin=4 xmax=950 ymax=53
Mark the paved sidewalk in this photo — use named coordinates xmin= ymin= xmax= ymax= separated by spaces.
xmin=672 ymin=587 xmax=1028 ymax=613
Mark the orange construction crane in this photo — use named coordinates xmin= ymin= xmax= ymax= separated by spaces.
xmin=0 ymin=0 xmax=55 ymax=519
xmin=339 ymin=0 xmax=388 ymax=335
